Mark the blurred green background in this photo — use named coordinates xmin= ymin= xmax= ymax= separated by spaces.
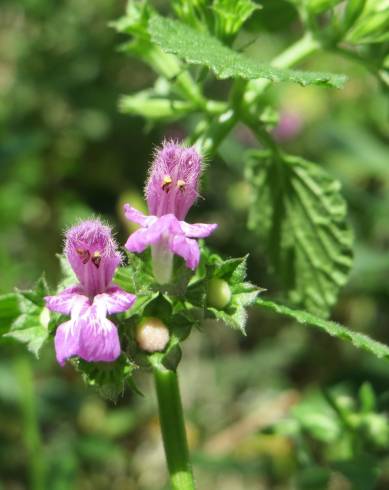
xmin=1 ymin=0 xmax=389 ymax=489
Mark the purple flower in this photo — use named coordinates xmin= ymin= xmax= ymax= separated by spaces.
xmin=45 ymin=219 xmax=136 ymax=366
xmin=124 ymin=142 xmax=217 ymax=283
xmin=273 ymin=111 xmax=302 ymax=141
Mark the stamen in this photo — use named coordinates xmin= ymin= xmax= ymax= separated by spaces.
xmin=91 ymin=251 xmax=101 ymax=268
xmin=177 ymin=179 xmax=186 ymax=192
xmin=76 ymin=248 xmax=90 ymax=264
xmin=161 ymin=175 xmax=172 ymax=193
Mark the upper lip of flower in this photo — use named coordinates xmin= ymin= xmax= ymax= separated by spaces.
xmin=145 ymin=141 xmax=202 ymax=220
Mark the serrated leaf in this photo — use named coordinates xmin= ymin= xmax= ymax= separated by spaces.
xmin=247 ymin=151 xmax=353 ymax=317
xmin=114 ymin=252 xmax=154 ymax=293
xmin=6 ymin=323 xmax=48 ymax=357
xmin=18 ymin=275 xmax=49 ymax=307
xmin=209 ymin=255 xmax=248 ymax=282
xmin=77 ymin=356 xmax=137 ymax=402
xmin=204 ymin=254 xmax=261 ymax=333
xmin=208 ymin=303 xmax=249 ymax=333
xmin=149 ymin=14 xmax=347 ymax=88
xmin=256 ymin=297 xmax=389 ymax=360
xmin=3 ymin=278 xmax=51 ymax=356
xmin=5 ymin=301 xmax=49 ymax=357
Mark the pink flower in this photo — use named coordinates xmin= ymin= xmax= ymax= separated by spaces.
xmin=124 ymin=142 xmax=217 ymax=283
xmin=45 ymin=219 xmax=136 ymax=366
xmin=273 ymin=111 xmax=302 ymax=141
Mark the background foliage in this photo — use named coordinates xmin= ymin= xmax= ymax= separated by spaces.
xmin=1 ymin=0 xmax=389 ymax=488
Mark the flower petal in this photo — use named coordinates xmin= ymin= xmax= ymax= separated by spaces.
xmin=169 ymin=234 xmax=200 ymax=270
xmin=77 ymin=306 xmax=121 ymax=363
xmin=123 ymin=204 xmax=150 ymax=226
xmin=54 ymin=319 xmax=81 ymax=366
xmin=179 ymin=221 xmax=218 ymax=238
xmin=94 ymin=287 xmax=136 ymax=314
xmin=125 ymin=214 xmax=176 ymax=253
xmin=45 ymin=286 xmax=88 ymax=315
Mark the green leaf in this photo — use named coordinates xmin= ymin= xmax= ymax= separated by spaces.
xmin=247 ymin=151 xmax=353 ymax=317
xmin=114 ymin=252 xmax=154 ymax=294
xmin=255 ymin=297 xmax=389 ymax=360
xmin=5 ymin=300 xmax=49 ymax=357
xmin=3 ymin=276 xmax=51 ymax=356
xmin=76 ymin=356 xmax=137 ymax=402
xmin=114 ymin=252 xmax=159 ymax=319
xmin=18 ymin=275 xmax=49 ymax=307
xmin=113 ymin=5 xmax=204 ymax=106
xmin=149 ymin=14 xmax=347 ymax=88
xmin=292 ymin=391 xmax=342 ymax=443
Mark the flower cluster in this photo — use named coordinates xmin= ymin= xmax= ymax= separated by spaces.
xmin=46 ymin=142 xmax=217 ymax=366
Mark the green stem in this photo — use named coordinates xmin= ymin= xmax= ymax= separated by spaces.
xmin=15 ymin=357 xmax=45 ymax=490
xmin=191 ymin=108 xmax=238 ymax=154
xmin=153 ymin=365 xmax=195 ymax=490
xmin=243 ymin=113 xmax=281 ymax=156
xmin=144 ymin=45 xmax=206 ymax=108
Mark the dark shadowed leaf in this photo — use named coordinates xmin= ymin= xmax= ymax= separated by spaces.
xmin=247 ymin=151 xmax=353 ymax=317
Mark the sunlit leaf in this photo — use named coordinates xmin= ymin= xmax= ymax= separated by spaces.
xmin=256 ymin=297 xmax=389 ymax=360
xmin=149 ymin=14 xmax=347 ymax=87
xmin=3 ymin=276 xmax=50 ymax=357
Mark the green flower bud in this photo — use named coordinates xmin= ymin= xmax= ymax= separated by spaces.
xmin=136 ymin=317 xmax=170 ymax=353
xmin=207 ymin=278 xmax=232 ymax=309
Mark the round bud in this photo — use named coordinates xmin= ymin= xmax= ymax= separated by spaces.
xmin=136 ymin=317 xmax=170 ymax=353
xmin=207 ymin=278 xmax=232 ymax=309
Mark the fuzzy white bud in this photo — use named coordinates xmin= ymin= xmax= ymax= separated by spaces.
xmin=136 ymin=317 xmax=170 ymax=353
